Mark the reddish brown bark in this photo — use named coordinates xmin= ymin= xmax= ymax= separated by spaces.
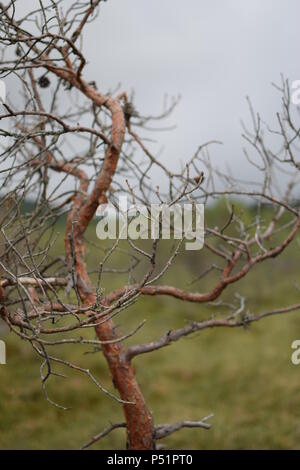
xmin=95 ymin=305 xmax=154 ymax=449
xmin=59 ymin=73 xmax=155 ymax=449
xmin=82 ymin=291 xmax=154 ymax=450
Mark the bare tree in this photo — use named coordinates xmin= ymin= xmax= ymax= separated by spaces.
xmin=0 ymin=0 xmax=300 ymax=450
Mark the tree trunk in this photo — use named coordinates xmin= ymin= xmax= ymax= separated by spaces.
xmin=95 ymin=313 xmax=154 ymax=449
xmin=80 ymin=285 xmax=154 ymax=449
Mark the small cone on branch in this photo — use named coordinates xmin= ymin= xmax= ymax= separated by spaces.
xmin=123 ymin=102 xmax=139 ymax=124
xmin=193 ymin=172 xmax=204 ymax=185
xmin=38 ymin=75 xmax=50 ymax=88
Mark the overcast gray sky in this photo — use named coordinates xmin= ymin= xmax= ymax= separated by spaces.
xmin=83 ymin=0 xmax=300 ymax=180
xmin=4 ymin=0 xmax=300 ymax=185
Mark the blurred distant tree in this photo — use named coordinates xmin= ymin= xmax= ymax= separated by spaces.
xmin=0 ymin=0 xmax=300 ymax=450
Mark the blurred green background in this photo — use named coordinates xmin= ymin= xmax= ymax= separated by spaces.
xmin=0 ymin=204 xmax=300 ymax=450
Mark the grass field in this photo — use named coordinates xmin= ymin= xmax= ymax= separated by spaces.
xmin=1 ymin=207 xmax=300 ymax=450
